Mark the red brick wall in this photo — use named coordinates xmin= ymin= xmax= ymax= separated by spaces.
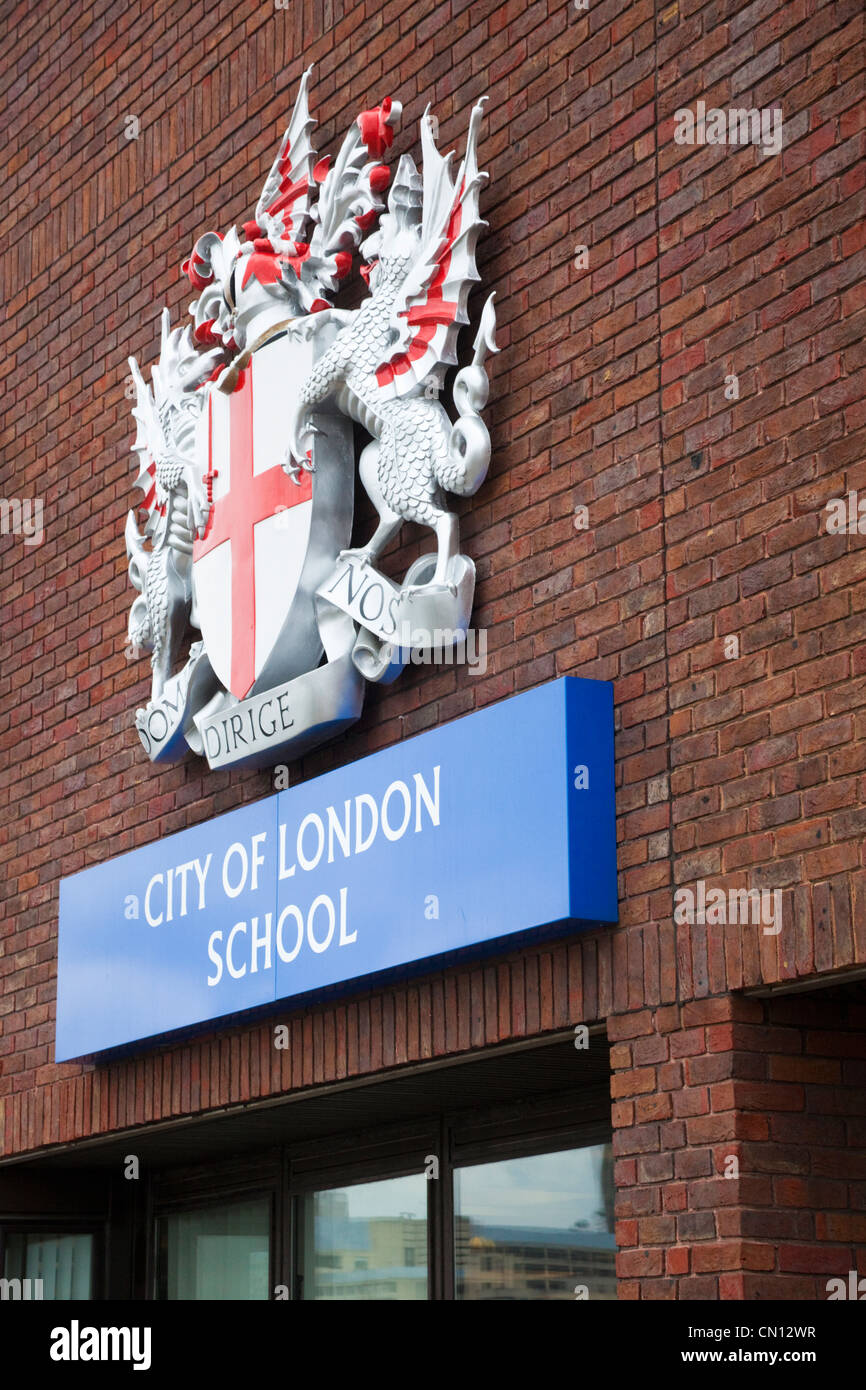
xmin=611 ymin=988 xmax=866 ymax=1298
xmin=1 ymin=0 xmax=865 ymax=1298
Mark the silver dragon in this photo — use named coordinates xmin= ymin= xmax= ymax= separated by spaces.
xmin=124 ymin=310 xmax=221 ymax=701
xmin=285 ymin=100 xmax=499 ymax=588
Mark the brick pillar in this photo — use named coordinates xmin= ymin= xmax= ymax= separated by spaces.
xmin=609 ymin=990 xmax=866 ymax=1299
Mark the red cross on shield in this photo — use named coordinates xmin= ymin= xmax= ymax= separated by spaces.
xmin=192 ymin=331 xmax=352 ymax=701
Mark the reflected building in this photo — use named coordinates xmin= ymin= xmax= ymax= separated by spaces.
xmin=455 ymin=1220 xmax=617 ymax=1301
xmin=306 ymin=1192 xmax=428 ymax=1300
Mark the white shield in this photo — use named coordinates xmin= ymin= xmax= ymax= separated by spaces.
xmin=192 ymin=329 xmax=354 ymax=700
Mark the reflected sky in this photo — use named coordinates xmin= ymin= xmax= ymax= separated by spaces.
xmin=317 ymin=1173 xmax=427 ymax=1222
xmin=313 ymin=1146 xmax=611 ymax=1232
xmin=455 ymin=1146 xmax=610 ymax=1231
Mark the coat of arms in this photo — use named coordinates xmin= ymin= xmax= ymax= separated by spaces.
xmin=125 ymin=68 xmax=498 ymax=770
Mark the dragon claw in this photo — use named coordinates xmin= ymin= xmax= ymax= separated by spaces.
xmin=282 ymin=447 xmax=316 ymax=483
xmin=338 ymin=548 xmax=371 ymax=568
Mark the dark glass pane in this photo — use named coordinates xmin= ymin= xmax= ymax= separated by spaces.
xmin=3 ymin=1232 xmax=94 ymax=1299
xmin=304 ymin=1175 xmax=427 ymax=1300
xmin=159 ymin=1198 xmax=270 ymax=1300
xmin=454 ymin=1144 xmax=616 ymax=1300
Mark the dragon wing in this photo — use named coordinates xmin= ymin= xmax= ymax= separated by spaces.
xmin=254 ymin=66 xmax=318 ymax=247
xmin=129 ymin=309 xmax=222 ymax=535
xmin=373 ymin=99 xmax=489 ymax=399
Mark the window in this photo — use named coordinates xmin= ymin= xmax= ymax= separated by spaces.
xmin=454 ymin=1144 xmax=616 ymax=1300
xmin=3 ymin=1231 xmax=94 ymax=1299
xmin=302 ymin=1174 xmax=428 ymax=1301
xmin=140 ymin=1038 xmax=614 ymax=1300
xmin=156 ymin=1196 xmax=271 ymax=1300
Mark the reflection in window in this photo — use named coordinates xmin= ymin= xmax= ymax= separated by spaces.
xmin=3 ymin=1231 xmax=94 ymax=1299
xmin=158 ymin=1197 xmax=270 ymax=1300
xmin=304 ymin=1175 xmax=427 ymax=1300
xmin=454 ymin=1144 xmax=616 ymax=1300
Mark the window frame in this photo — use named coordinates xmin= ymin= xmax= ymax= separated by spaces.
xmin=0 ymin=1220 xmax=104 ymax=1300
xmin=147 ymin=1076 xmax=613 ymax=1301
xmin=295 ymin=1165 xmax=432 ymax=1303
xmin=450 ymin=1130 xmax=616 ymax=1302
xmin=148 ymin=1155 xmax=280 ymax=1301
xmin=152 ymin=1187 xmax=275 ymax=1301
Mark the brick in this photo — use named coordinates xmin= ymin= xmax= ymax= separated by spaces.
xmin=816 ymin=1213 xmax=866 ymax=1243
xmin=1 ymin=0 xmax=865 ymax=1312
xmin=617 ymin=1248 xmax=664 ymax=1278
xmin=779 ymin=1244 xmax=852 ymax=1274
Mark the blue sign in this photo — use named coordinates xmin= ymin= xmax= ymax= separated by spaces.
xmin=56 ymin=677 xmax=616 ymax=1059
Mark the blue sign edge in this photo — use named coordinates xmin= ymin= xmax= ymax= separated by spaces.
xmin=57 ymin=915 xmax=614 ymax=1065
xmin=566 ymin=676 xmax=618 ymax=925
